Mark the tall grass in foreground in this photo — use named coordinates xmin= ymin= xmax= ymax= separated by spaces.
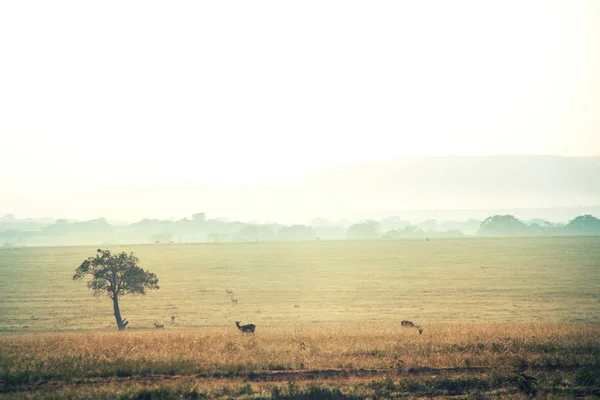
xmin=1 ymin=324 xmax=599 ymax=398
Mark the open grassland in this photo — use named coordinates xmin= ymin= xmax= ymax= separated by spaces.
xmin=1 ymin=324 xmax=599 ymax=398
xmin=1 ymin=237 xmax=599 ymax=398
xmin=1 ymin=237 xmax=599 ymax=331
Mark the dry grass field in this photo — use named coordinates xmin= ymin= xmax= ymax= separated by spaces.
xmin=1 ymin=237 xmax=599 ymax=398
xmin=1 ymin=237 xmax=599 ymax=331
xmin=1 ymin=324 xmax=599 ymax=398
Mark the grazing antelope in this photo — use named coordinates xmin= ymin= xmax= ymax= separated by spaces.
xmin=154 ymin=321 xmax=165 ymax=329
xmin=231 ymin=297 xmax=238 ymax=306
xmin=226 ymin=289 xmax=234 ymax=296
xmin=235 ymin=321 xmax=256 ymax=334
xmin=401 ymin=320 xmax=424 ymax=334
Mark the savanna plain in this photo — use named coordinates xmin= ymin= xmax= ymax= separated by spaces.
xmin=1 ymin=238 xmax=599 ymax=398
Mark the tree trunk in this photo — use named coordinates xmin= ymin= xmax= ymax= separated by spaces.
xmin=112 ymin=293 xmax=128 ymax=330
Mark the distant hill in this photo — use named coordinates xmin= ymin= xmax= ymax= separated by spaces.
xmin=4 ymin=155 xmax=600 ymax=247
xmin=311 ymin=155 xmax=600 ymax=195
xmin=287 ymin=155 xmax=600 ymax=221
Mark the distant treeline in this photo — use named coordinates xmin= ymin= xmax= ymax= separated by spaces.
xmin=1 ymin=213 xmax=599 ymax=247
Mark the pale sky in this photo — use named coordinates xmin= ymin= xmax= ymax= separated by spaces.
xmin=1 ymin=1 xmax=599 ymax=222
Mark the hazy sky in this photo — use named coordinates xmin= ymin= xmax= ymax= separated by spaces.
xmin=1 ymin=1 xmax=599 ymax=221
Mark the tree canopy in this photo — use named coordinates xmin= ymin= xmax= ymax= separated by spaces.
xmin=477 ymin=215 xmax=528 ymax=236
xmin=346 ymin=220 xmax=381 ymax=239
xmin=73 ymin=249 xmax=159 ymax=329
xmin=565 ymin=214 xmax=600 ymax=234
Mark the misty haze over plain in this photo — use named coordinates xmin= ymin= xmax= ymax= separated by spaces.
xmin=1 ymin=1 xmax=599 ymax=223
xmin=2 ymin=156 xmax=599 ymax=224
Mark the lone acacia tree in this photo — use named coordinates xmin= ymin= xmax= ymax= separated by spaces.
xmin=73 ymin=249 xmax=159 ymax=330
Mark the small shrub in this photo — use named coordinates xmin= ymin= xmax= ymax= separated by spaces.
xmin=305 ymin=384 xmax=345 ymax=400
xmin=574 ymin=366 xmax=600 ymax=386
xmin=237 ymin=383 xmax=254 ymax=395
xmin=512 ymin=372 xmax=538 ymax=397
xmin=368 ymin=377 xmax=396 ymax=397
xmin=287 ymin=380 xmax=299 ymax=397
xmin=271 ymin=384 xmax=282 ymax=398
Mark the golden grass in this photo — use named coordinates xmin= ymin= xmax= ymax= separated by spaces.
xmin=3 ymin=324 xmax=598 ymax=371
xmin=1 ymin=238 xmax=599 ymax=397
xmin=2 ymin=237 xmax=600 ymax=332
xmin=1 ymin=324 xmax=599 ymax=398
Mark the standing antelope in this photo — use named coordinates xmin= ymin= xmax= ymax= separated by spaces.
xmin=235 ymin=321 xmax=256 ymax=334
xmin=154 ymin=321 xmax=165 ymax=329
xmin=231 ymin=297 xmax=238 ymax=306
xmin=226 ymin=289 xmax=234 ymax=296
